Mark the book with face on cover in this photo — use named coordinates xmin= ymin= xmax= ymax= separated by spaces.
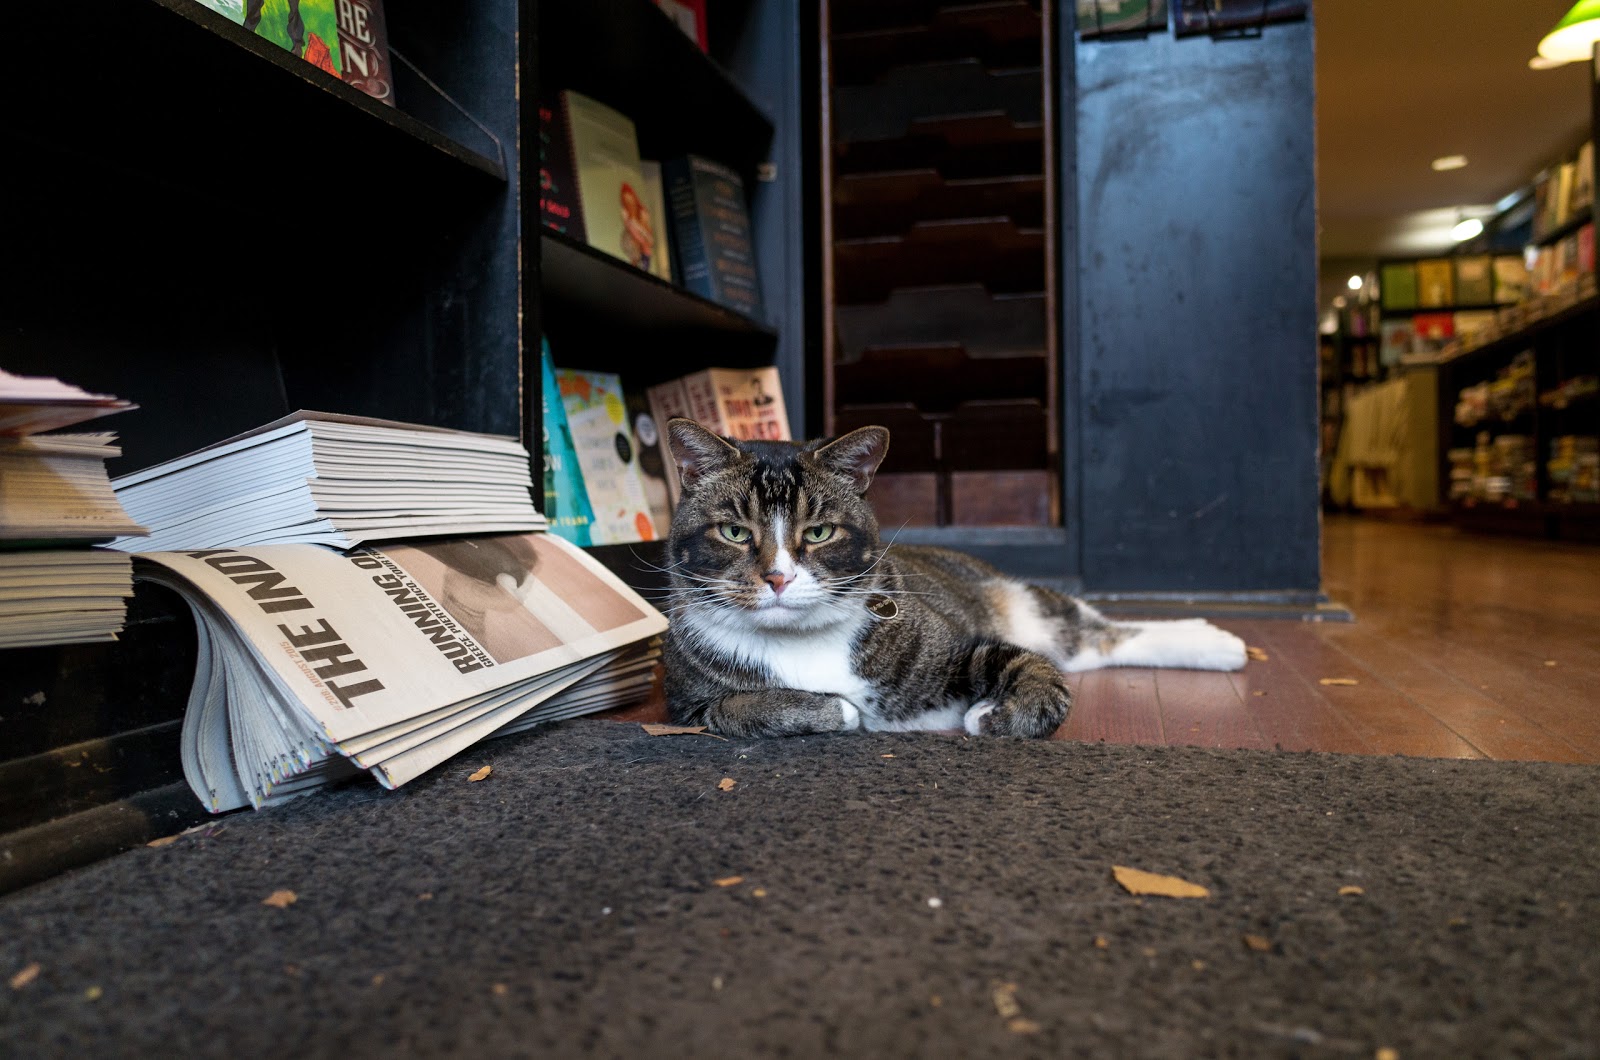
xmin=646 ymin=366 xmax=791 ymax=504
xmin=559 ymin=91 xmax=661 ymax=274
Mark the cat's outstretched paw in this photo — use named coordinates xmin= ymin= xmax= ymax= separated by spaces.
xmin=962 ymin=701 xmax=996 ymax=735
xmin=835 ymin=698 xmax=863 ymax=731
xmin=1185 ymin=622 xmax=1248 ymax=671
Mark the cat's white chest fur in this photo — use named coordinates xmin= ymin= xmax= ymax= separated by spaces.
xmin=680 ymin=608 xmax=877 ymax=713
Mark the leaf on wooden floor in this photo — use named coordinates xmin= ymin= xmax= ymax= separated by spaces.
xmin=718 ymin=777 xmax=736 ymax=791
xmin=467 ymin=765 xmax=492 ymax=782
xmin=1242 ymin=933 xmax=1273 ymax=952
xmin=752 ymin=888 xmax=768 ymax=898
xmin=9 ymin=963 xmax=40 ymax=990
xmin=640 ymin=723 xmax=727 ymax=740
xmin=146 ymin=835 xmax=179 ymax=848
xmin=714 ymin=875 xmax=744 ymax=888
xmin=991 ymin=982 xmax=1022 ymax=1019
xmin=1111 ymin=865 xmax=1210 ymax=899
xmin=261 ymin=889 xmax=298 ymax=909
xmin=1247 ymin=647 xmax=1269 ymax=662
xmin=1338 ymin=885 xmax=1365 ymax=897
xmin=1252 ymin=691 xmax=1267 ymax=697
xmin=1318 ymin=678 xmax=1359 ymax=686
xmin=1544 ymin=660 xmax=1558 ymax=668
xmin=1008 ymin=1018 xmax=1042 ymax=1035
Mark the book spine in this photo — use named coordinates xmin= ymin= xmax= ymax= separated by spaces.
xmin=335 ymin=0 xmax=394 ymax=105
xmin=664 ymin=158 xmax=715 ymax=302
xmin=647 ymin=380 xmax=694 ymax=503
xmin=541 ymin=99 xmax=587 ymax=242
xmin=688 ymin=158 xmax=764 ymax=320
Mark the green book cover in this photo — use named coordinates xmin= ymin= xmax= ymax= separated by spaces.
xmin=1380 ymin=263 xmax=1419 ymax=312
xmin=540 ymin=341 xmax=594 ymax=547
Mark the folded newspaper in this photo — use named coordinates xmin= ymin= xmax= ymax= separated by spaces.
xmin=138 ymin=532 xmax=666 ymax=811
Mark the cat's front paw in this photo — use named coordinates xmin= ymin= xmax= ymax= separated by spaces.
xmin=962 ymin=701 xmax=996 ymax=735
xmin=1189 ymin=623 xmax=1248 ymax=671
xmin=967 ymin=684 xmax=1071 ymax=739
xmin=835 ymin=698 xmax=863 ymax=731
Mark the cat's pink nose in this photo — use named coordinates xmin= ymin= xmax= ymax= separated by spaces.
xmin=764 ymin=572 xmax=788 ymax=594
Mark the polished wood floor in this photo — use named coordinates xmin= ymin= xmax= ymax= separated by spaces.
xmin=610 ymin=517 xmax=1600 ymax=762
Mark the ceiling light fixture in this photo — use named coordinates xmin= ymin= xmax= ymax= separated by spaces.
xmin=1347 ymin=275 xmax=1363 ymax=291
xmin=1431 ymin=155 xmax=1469 ymax=172
xmin=1538 ymin=0 xmax=1600 ymax=64
xmin=1452 ymin=217 xmax=1485 ymax=242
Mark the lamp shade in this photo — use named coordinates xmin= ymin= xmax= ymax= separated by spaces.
xmin=1538 ymin=0 xmax=1600 ymax=63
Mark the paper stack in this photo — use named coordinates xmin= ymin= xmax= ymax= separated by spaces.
xmin=112 ymin=411 xmax=546 ymax=552
xmin=0 ymin=369 xmax=145 ymax=648
xmin=138 ymin=532 xmax=665 ymax=810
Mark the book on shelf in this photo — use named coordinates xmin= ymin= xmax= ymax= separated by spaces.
xmin=626 ymin=389 xmax=674 ymax=533
xmin=0 ymin=370 xmax=145 ymax=649
xmin=539 ymin=98 xmax=586 ymax=242
xmin=110 ymin=411 xmax=545 ymax=552
xmin=554 ymin=368 xmax=659 ymax=545
xmin=1378 ymin=319 xmax=1414 ymax=368
xmin=646 ymin=366 xmax=791 ymax=503
xmin=664 ymin=155 xmax=765 ymax=319
xmin=1379 ymin=262 xmax=1418 ymax=311
xmin=1076 ymin=0 xmax=1168 ymax=37
xmin=1454 ymin=255 xmax=1493 ymax=306
xmin=139 ymin=532 xmax=666 ymax=811
xmin=1492 ymin=254 xmax=1529 ymax=304
xmin=1415 ymin=258 xmax=1455 ymax=309
xmin=189 ymin=0 xmax=394 ymax=105
xmin=550 ymin=90 xmax=669 ymax=277
xmin=653 ymin=0 xmax=708 ymax=51
xmin=1572 ymin=142 xmax=1595 ymax=217
xmin=540 ymin=341 xmax=596 ymax=547
xmin=638 ymin=161 xmax=675 ymax=282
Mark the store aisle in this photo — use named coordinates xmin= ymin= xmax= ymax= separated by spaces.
xmin=1062 ymin=516 xmax=1600 ymax=762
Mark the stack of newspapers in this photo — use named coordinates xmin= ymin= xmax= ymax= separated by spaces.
xmin=111 ymin=411 xmax=546 ymax=552
xmin=0 ymin=370 xmax=145 ymax=648
xmin=140 ymin=532 xmax=665 ymax=811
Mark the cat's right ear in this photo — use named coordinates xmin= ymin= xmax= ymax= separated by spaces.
xmin=666 ymin=418 xmax=741 ymax=489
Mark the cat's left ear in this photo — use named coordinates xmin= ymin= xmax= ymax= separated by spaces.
xmin=812 ymin=426 xmax=889 ymax=494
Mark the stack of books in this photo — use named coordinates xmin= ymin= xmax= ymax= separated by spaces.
xmin=0 ymin=370 xmax=146 ymax=648
xmin=111 ymin=411 xmax=546 ymax=552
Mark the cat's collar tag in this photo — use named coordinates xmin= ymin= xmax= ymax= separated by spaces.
xmin=867 ymin=595 xmax=899 ymax=620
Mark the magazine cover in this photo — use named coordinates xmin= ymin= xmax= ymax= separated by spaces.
xmin=540 ymin=341 xmax=596 ymax=547
xmin=556 ymin=369 xmax=658 ymax=545
xmin=189 ymin=0 xmax=393 ymax=104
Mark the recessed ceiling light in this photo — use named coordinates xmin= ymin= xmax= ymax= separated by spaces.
xmin=1347 ymin=275 xmax=1364 ymax=291
xmin=1432 ymin=155 xmax=1469 ymax=172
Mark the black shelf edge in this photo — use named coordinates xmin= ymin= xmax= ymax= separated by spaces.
xmin=541 ymin=230 xmax=778 ymax=339
xmin=150 ymin=0 xmax=507 ymax=180
xmin=540 ymin=0 xmax=774 ymax=176
xmin=6 ymin=0 xmax=506 ymax=195
xmin=586 ymin=540 xmax=670 ymax=598
xmin=1438 ymin=294 xmax=1600 ymax=366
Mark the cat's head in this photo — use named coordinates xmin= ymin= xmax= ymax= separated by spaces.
xmin=664 ymin=418 xmax=889 ymax=631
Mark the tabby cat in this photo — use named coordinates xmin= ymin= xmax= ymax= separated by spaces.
xmin=661 ymin=419 xmax=1247 ymax=739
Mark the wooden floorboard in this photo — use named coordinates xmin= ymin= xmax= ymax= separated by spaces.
xmin=602 ymin=516 xmax=1600 ymax=763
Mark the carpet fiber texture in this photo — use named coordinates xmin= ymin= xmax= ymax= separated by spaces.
xmin=2 ymin=720 xmax=1597 ymax=1058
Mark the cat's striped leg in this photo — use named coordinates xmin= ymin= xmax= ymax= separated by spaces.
xmin=958 ymin=641 xmax=1073 ymax=738
xmin=692 ymin=689 xmax=863 ymax=738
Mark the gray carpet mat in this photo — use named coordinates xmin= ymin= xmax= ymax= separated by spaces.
xmin=3 ymin=720 xmax=1597 ymax=1058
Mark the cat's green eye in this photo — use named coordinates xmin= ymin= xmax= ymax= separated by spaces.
xmin=718 ymin=524 xmax=753 ymax=544
xmin=803 ymin=523 xmax=837 ymax=544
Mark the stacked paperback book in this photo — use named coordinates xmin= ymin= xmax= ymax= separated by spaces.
xmin=111 ymin=411 xmax=546 ymax=551
xmin=104 ymin=410 xmax=664 ymax=810
xmin=0 ymin=370 xmax=146 ymax=648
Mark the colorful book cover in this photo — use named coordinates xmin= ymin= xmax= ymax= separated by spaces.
xmin=645 ymin=377 xmax=695 ymax=504
xmin=664 ymin=155 xmax=765 ymax=319
xmin=1416 ymin=259 xmax=1455 ymax=308
xmin=539 ymin=98 xmax=586 ymax=242
xmin=540 ymin=341 xmax=594 ymax=547
xmin=1454 ymin=255 xmax=1493 ymax=306
xmin=638 ymin=161 xmax=674 ymax=282
xmin=1378 ymin=319 xmax=1414 ymax=367
xmin=1077 ymin=0 xmax=1168 ymax=37
xmin=556 ymin=368 xmax=658 ymax=545
xmin=190 ymin=0 xmax=393 ymax=104
xmin=1379 ymin=262 xmax=1418 ymax=311
xmin=562 ymin=91 xmax=659 ymax=272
